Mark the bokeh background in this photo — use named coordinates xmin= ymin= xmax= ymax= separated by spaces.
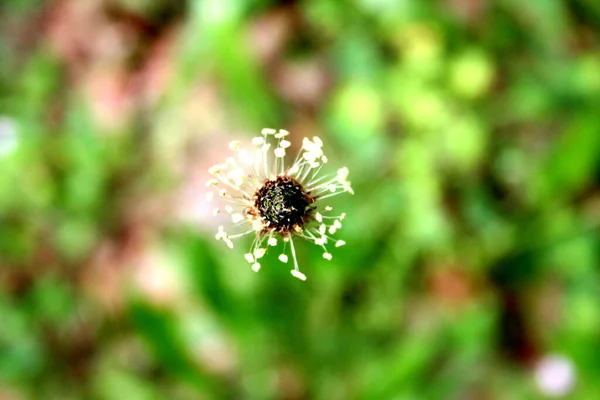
xmin=1 ymin=0 xmax=600 ymax=399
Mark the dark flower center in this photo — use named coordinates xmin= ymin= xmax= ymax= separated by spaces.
xmin=255 ymin=176 xmax=314 ymax=233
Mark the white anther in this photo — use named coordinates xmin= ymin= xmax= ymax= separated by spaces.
xmin=274 ymin=147 xmax=286 ymax=157
xmin=290 ymin=269 xmax=307 ymax=280
xmin=261 ymin=128 xmax=276 ymax=135
xmin=253 ymin=248 xmax=266 ymax=259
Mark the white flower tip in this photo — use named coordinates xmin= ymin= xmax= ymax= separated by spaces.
xmin=323 ymin=252 xmax=333 ymax=260
xmin=291 ymin=269 xmax=307 ymax=281
xmin=324 ymin=206 xmax=333 ymax=211
xmin=252 ymin=263 xmax=261 ymax=272
xmin=253 ymin=248 xmax=266 ymax=259
xmin=244 ymin=253 xmax=254 ymax=263
xmin=213 ymin=208 xmax=220 ymax=216
xmin=231 ymin=213 xmax=244 ymax=223
xmin=267 ymin=237 xmax=277 ymax=246
xmin=252 ymin=136 xmax=264 ymax=146
xmin=261 ymin=128 xmax=276 ymax=135
xmin=335 ymin=240 xmax=346 ymax=247
xmin=206 ymin=179 xmax=219 ymax=187
xmin=278 ymin=254 xmax=289 ymax=263
xmin=280 ymin=139 xmax=291 ymax=148
xmin=315 ymin=212 xmax=323 ymax=222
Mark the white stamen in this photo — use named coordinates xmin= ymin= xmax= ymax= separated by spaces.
xmin=252 ymin=263 xmax=261 ymax=272
xmin=275 ymin=129 xmax=289 ymax=138
xmin=278 ymin=254 xmax=288 ymax=263
xmin=268 ymin=237 xmax=277 ymax=246
xmin=323 ymin=253 xmax=332 ymax=260
xmin=229 ymin=140 xmax=240 ymax=151
xmin=290 ymin=269 xmax=307 ymax=280
xmin=274 ymin=147 xmax=286 ymax=158
xmin=335 ymin=240 xmax=346 ymax=247
xmin=253 ymin=248 xmax=266 ymax=259
xmin=244 ymin=253 xmax=254 ymax=263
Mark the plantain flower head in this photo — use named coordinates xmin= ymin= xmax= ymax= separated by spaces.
xmin=206 ymin=128 xmax=353 ymax=281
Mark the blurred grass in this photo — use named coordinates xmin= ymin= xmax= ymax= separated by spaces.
xmin=1 ymin=0 xmax=600 ymax=399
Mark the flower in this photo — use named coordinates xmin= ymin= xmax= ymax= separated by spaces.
xmin=207 ymin=128 xmax=353 ymax=281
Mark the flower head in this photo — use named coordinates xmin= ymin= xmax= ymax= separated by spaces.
xmin=207 ymin=128 xmax=353 ymax=280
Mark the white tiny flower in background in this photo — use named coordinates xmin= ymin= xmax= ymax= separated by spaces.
xmin=0 ymin=116 xmax=19 ymax=157
xmin=207 ymin=128 xmax=353 ymax=280
xmin=534 ymin=354 xmax=576 ymax=398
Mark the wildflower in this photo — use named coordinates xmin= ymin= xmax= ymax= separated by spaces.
xmin=207 ymin=128 xmax=353 ymax=281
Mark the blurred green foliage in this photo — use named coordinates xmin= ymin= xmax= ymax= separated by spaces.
xmin=1 ymin=0 xmax=600 ymax=399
